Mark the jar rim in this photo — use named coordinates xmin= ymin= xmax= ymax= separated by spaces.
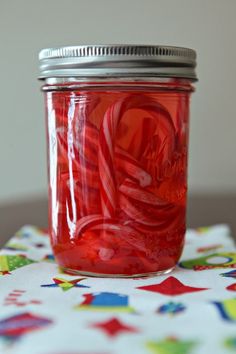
xmin=38 ymin=44 xmax=197 ymax=81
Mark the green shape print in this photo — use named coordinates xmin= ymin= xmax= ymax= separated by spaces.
xmin=4 ymin=242 xmax=28 ymax=251
xmin=0 ymin=255 xmax=35 ymax=273
xmin=179 ymin=253 xmax=236 ymax=270
xmin=224 ymin=336 xmax=236 ymax=350
xmin=146 ymin=337 xmax=196 ymax=354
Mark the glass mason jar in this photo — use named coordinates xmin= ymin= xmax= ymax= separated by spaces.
xmin=38 ymin=45 xmax=197 ymax=277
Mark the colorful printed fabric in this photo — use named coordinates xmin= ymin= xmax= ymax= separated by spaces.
xmin=0 ymin=224 xmax=235 ymax=354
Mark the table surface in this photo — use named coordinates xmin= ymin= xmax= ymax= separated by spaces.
xmin=0 ymin=224 xmax=236 ymax=354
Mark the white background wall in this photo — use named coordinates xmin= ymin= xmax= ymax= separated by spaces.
xmin=0 ymin=0 xmax=236 ymax=203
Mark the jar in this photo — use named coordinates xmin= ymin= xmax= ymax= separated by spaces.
xmin=38 ymin=45 xmax=197 ymax=277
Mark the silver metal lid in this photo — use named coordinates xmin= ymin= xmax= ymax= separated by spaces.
xmin=38 ymin=44 xmax=197 ymax=81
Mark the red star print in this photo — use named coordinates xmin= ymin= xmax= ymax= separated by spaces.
xmin=137 ymin=276 xmax=209 ymax=296
xmin=90 ymin=317 xmax=138 ymax=338
xmin=226 ymin=283 xmax=236 ymax=291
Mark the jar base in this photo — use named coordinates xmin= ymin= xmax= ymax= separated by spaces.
xmin=59 ymin=266 xmax=175 ymax=278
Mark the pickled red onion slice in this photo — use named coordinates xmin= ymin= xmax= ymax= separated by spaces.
xmin=119 ymin=194 xmax=166 ymax=227
xmin=75 ymin=215 xmax=117 ymax=235
xmin=98 ymin=95 xmax=175 ymax=218
xmin=75 ymin=214 xmax=147 ymax=253
xmin=119 ymin=179 xmax=166 ymax=206
xmin=115 ymin=147 xmax=152 ymax=187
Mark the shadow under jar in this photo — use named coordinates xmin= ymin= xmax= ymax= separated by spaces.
xmin=38 ymin=45 xmax=197 ymax=277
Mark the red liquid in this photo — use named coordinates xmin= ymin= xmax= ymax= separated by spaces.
xmin=45 ymin=81 xmax=191 ymax=276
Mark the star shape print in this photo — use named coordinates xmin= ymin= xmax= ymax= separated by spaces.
xmin=221 ymin=270 xmax=236 ymax=279
xmin=90 ymin=317 xmax=138 ymax=338
xmin=41 ymin=277 xmax=90 ymax=291
xmin=137 ymin=276 xmax=209 ymax=296
xmin=226 ymin=283 xmax=236 ymax=291
xmin=146 ymin=336 xmax=196 ymax=354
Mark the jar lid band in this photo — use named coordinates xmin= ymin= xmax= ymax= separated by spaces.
xmin=38 ymin=44 xmax=197 ymax=81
